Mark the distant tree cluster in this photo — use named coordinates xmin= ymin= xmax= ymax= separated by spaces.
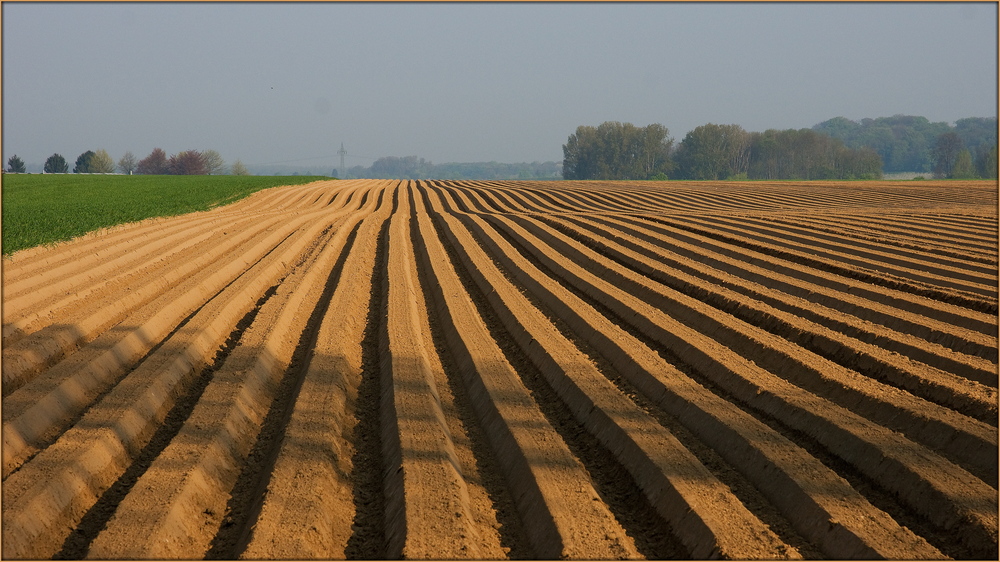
xmin=741 ymin=128 xmax=883 ymax=180
xmin=343 ymin=157 xmax=561 ymax=180
xmin=930 ymin=131 xmax=997 ymax=179
xmin=432 ymin=160 xmax=561 ymax=180
xmin=673 ymin=125 xmax=884 ymax=180
xmin=70 ymin=150 xmax=116 ymax=174
xmin=563 ymin=116 xmax=996 ymax=181
xmin=368 ymin=155 xmax=432 ymax=179
xmin=14 ymin=149 xmax=239 ymax=175
xmin=562 ymin=122 xmax=674 ymax=180
xmin=814 ymin=115 xmax=997 ymax=178
xmin=135 ymin=148 xmax=228 ymax=175
xmin=563 ymin=122 xmax=881 ymax=181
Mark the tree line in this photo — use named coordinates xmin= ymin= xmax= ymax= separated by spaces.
xmin=814 ymin=115 xmax=997 ymax=177
xmin=563 ymin=122 xmax=884 ymax=181
xmin=6 ymin=149 xmax=250 ymax=176
xmin=343 ymin=157 xmax=561 ymax=180
xmin=564 ymin=117 xmax=997 ymax=181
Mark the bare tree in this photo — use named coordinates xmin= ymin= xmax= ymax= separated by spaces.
xmin=118 ymin=151 xmax=137 ymax=175
xmin=231 ymin=159 xmax=249 ymax=175
xmin=201 ymin=149 xmax=226 ymax=175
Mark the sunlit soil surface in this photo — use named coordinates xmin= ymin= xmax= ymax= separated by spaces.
xmin=3 ymin=179 xmax=997 ymax=559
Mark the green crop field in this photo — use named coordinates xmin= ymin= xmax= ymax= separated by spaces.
xmin=1 ymin=174 xmax=328 ymax=255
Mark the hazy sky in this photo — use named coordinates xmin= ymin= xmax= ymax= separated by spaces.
xmin=3 ymin=2 xmax=997 ymax=170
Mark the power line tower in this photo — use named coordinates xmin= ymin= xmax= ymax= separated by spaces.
xmin=338 ymin=143 xmax=347 ymax=178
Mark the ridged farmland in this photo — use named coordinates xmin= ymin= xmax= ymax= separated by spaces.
xmin=2 ymin=179 xmax=997 ymax=559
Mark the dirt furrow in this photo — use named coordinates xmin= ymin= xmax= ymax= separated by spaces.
xmin=4 ymin=183 xmax=361 ymax=322
xmin=627 ymin=213 xmax=998 ymax=340
xmin=430 ymin=185 xmax=946 ymax=558
xmin=2 ymin=213 xmax=266 ymax=343
xmin=440 ymin=187 xmax=996 ymax=360
xmin=417 ymin=186 xmax=646 ymax=560
xmin=540 ymin=214 xmax=998 ymax=422
xmin=1 ymin=198 xmax=366 ymax=477
xmin=501 ymin=184 xmax=605 ymax=214
xmin=513 ymin=213 xmax=997 ymax=474
xmin=471 ymin=207 xmax=997 ymax=557
xmin=445 ymin=182 xmax=505 ymax=214
xmin=2 ymin=214 xmax=290 ymax=392
xmin=78 ymin=188 xmax=375 ymax=558
xmin=3 ymin=213 xmax=226 ymax=302
xmin=238 ymin=184 xmax=394 ymax=559
xmin=672 ymin=214 xmax=998 ymax=301
xmin=420 ymin=185 xmax=805 ymax=559
xmin=564 ymin=213 xmax=997 ymax=375
xmin=0 ymin=179 xmax=334 ymax=285
xmin=1 ymin=221 xmax=334 ymax=559
xmin=771 ymin=215 xmax=998 ymax=261
xmin=818 ymin=212 xmax=996 ymax=242
xmin=3 ymin=182 xmax=380 ymax=557
xmin=917 ymin=212 xmax=998 ymax=233
xmin=375 ymin=184 xmax=506 ymax=558
xmin=463 ymin=183 xmax=537 ymax=214
xmin=721 ymin=214 xmax=997 ymax=277
xmin=2 ymin=183 xmax=362 ymax=374
xmin=1 ymin=212 xmax=221 ymax=286
xmin=4 ymin=178 xmax=995 ymax=560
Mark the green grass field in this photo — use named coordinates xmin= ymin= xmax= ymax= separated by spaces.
xmin=1 ymin=174 xmax=328 ymax=255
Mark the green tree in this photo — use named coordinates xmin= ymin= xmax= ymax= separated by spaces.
xmin=89 ymin=149 xmax=116 ymax=173
xmin=638 ymin=123 xmax=674 ymax=178
xmin=746 ymin=128 xmax=880 ymax=180
xmin=747 ymin=131 xmax=779 ymax=179
xmin=201 ymin=149 xmax=226 ymax=175
xmin=674 ymin=123 xmax=750 ymax=179
xmin=812 ymin=116 xmax=860 ymax=140
xmin=44 ymin=153 xmax=69 ymax=173
xmin=951 ymin=149 xmax=976 ymax=179
xmin=815 ymin=114 xmax=954 ymax=173
xmin=118 ymin=151 xmax=137 ymax=175
xmin=6 ymin=155 xmax=26 ymax=173
xmin=73 ymin=150 xmax=95 ymax=173
xmin=932 ymin=132 xmax=964 ymax=178
xmin=835 ymin=146 xmax=883 ymax=179
xmin=562 ymin=125 xmax=599 ymax=180
xmin=562 ymin=121 xmax=673 ymax=180
xmin=975 ymin=144 xmax=997 ymax=179
xmin=954 ymin=117 xmax=998 ymax=154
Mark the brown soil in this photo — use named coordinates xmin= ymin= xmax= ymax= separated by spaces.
xmin=3 ymin=179 xmax=997 ymax=560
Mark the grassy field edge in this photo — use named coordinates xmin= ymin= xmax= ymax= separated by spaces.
xmin=1 ymin=174 xmax=330 ymax=256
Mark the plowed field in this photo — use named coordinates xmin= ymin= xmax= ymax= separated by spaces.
xmin=3 ymin=179 xmax=997 ymax=560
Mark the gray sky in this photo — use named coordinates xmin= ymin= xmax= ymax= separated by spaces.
xmin=3 ymin=2 xmax=997 ymax=170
